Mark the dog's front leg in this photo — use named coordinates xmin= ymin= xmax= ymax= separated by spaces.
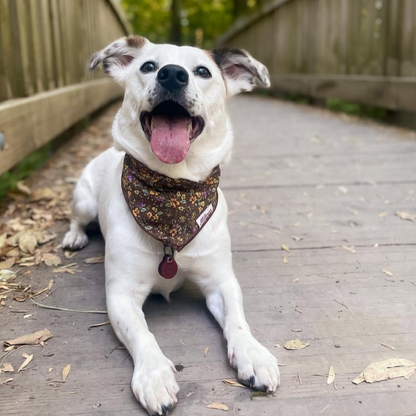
xmin=105 ymin=257 xmax=179 ymax=415
xmin=192 ymin=253 xmax=280 ymax=392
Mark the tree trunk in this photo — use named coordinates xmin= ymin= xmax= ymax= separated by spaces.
xmin=170 ymin=0 xmax=181 ymax=45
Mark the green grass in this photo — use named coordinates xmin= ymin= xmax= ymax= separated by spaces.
xmin=326 ymin=98 xmax=387 ymax=121
xmin=0 ymin=143 xmax=53 ymax=200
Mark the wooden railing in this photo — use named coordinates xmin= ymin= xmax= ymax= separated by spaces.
xmin=219 ymin=0 xmax=416 ymax=114
xmin=0 ymin=0 xmax=129 ymax=175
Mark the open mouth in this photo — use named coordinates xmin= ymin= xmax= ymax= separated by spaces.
xmin=140 ymin=100 xmax=205 ymax=164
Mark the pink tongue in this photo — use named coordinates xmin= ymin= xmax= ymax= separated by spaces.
xmin=150 ymin=115 xmax=191 ymax=164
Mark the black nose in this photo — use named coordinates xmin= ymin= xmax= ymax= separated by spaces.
xmin=157 ymin=65 xmax=189 ymax=92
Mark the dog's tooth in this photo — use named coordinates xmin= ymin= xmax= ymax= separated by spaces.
xmin=150 ymin=117 xmax=154 ymax=131
xmin=187 ymin=123 xmax=192 ymax=133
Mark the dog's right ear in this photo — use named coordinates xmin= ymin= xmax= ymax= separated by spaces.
xmin=90 ymin=35 xmax=148 ymax=84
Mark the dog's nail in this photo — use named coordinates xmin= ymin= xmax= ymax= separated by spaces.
xmin=161 ymin=404 xmax=170 ymax=415
xmin=249 ymin=375 xmax=255 ymax=388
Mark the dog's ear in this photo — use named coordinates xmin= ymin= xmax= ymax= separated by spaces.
xmin=90 ymin=35 xmax=148 ymax=84
xmin=210 ymin=48 xmax=270 ymax=96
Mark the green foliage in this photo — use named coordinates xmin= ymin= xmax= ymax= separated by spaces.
xmin=122 ymin=0 xmax=237 ymax=48
xmin=326 ymin=98 xmax=387 ymax=121
xmin=0 ymin=144 xmax=52 ymax=200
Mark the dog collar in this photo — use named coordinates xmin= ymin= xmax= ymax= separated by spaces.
xmin=121 ymin=153 xmax=220 ymax=278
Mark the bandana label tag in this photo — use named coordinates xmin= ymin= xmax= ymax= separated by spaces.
xmin=196 ymin=203 xmax=214 ymax=228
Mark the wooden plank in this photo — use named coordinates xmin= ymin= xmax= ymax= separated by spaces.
xmin=269 ymin=73 xmax=416 ymax=112
xmin=0 ymin=79 xmax=122 ymax=174
xmin=1 ymin=95 xmax=416 ymax=416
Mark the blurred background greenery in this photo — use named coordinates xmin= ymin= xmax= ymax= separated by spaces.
xmin=122 ymin=0 xmax=266 ymax=48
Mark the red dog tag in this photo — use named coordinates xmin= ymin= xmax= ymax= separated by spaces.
xmin=158 ymin=254 xmax=178 ymax=279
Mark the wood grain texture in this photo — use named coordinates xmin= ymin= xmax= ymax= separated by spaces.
xmin=1 ymin=95 xmax=416 ymax=415
xmin=222 ymin=0 xmax=416 ymax=115
xmin=0 ymin=79 xmax=122 ymax=174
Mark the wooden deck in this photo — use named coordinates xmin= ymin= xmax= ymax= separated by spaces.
xmin=1 ymin=95 xmax=416 ymax=416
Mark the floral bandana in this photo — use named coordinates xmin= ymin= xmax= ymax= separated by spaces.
xmin=121 ymin=154 xmax=220 ymax=254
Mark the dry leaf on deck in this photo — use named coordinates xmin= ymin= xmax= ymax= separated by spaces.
xmin=18 ymin=232 xmax=37 ymax=254
xmin=284 ymin=339 xmax=310 ymax=350
xmin=0 ymin=378 xmax=13 ymax=385
xmin=395 ymin=211 xmax=416 ymax=223
xmin=283 ymin=256 xmax=288 ymax=264
xmin=4 ymin=328 xmax=52 ymax=347
xmin=1 ymin=363 xmax=14 ymax=373
xmin=292 ymin=236 xmax=303 ymax=242
xmin=207 ymin=403 xmax=229 ymax=411
xmin=204 ymin=347 xmax=209 ymax=357
xmin=281 ymin=245 xmax=290 ymax=252
xmin=16 ymin=181 xmax=32 ymax=196
xmin=62 ymin=364 xmax=71 ymax=382
xmin=29 ymin=188 xmax=56 ymax=202
xmin=222 ymin=379 xmax=247 ymax=388
xmin=342 ymin=246 xmax=356 ymax=253
xmin=18 ymin=353 xmax=33 ymax=372
xmin=327 ymin=365 xmax=335 ymax=384
xmin=35 ymin=232 xmax=57 ymax=245
xmin=43 ymin=254 xmax=62 ymax=267
xmin=352 ymin=358 xmax=416 ymax=384
xmin=0 ymin=258 xmax=15 ymax=269
xmin=381 ymin=343 xmax=396 ymax=351
xmin=84 ymin=256 xmax=105 ymax=264
xmin=382 ymin=269 xmax=393 ymax=276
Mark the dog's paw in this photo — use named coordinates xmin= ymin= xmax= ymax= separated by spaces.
xmin=62 ymin=229 xmax=89 ymax=250
xmin=131 ymin=355 xmax=179 ymax=415
xmin=228 ymin=336 xmax=280 ymax=392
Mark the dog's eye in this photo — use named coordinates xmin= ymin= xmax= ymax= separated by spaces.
xmin=140 ymin=61 xmax=157 ymax=73
xmin=195 ymin=66 xmax=211 ymax=79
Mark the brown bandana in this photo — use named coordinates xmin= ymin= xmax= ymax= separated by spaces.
xmin=121 ymin=153 xmax=220 ymax=252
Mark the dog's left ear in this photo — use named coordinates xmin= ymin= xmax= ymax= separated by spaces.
xmin=211 ymin=48 xmax=270 ymax=96
xmin=90 ymin=35 xmax=149 ymax=85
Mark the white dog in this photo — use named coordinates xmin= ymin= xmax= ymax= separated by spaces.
xmin=63 ymin=35 xmax=280 ymax=415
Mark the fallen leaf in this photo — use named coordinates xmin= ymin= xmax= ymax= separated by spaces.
xmin=84 ymin=256 xmax=105 ymax=264
xmin=48 ymin=279 xmax=54 ymax=290
xmin=327 ymin=365 xmax=335 ymax=384
xmin=0 ymin=258 xmax=15 ymax=269
xmin=204 ymin=347 xmax=209 ymax=357
xmin=43 ymin=254 xmax=62 ymax=267
xmin=18 ymin=232 xmax=37 ymax=254
xmin=381 ymin=343 xmax=396 ymax=351
xmin=282 ymin=256 xmax=288 ymax=264
xmin=281 ymin=245 xmax=290 ymax=252
xmin=292 ymin=236 xmax=303 ymax=242
xmin=222 ymin=379 xmax=247 ymax=388
xmin=395 ymin=211 xmax=416 ymax=223
xmin=382 ymin=269 xmax=393 ymax=276
xmin=29 ymin=188 xmax=56 ymax=202
xmin=2 ymin=363 xmax=14 ymax=372
xmin=284 ymin=339 xmax=310 ymax=350
xmin=0 ymin=378 xmax=13 ymax=385
xmin=338 ymin=186 xmax=348 ymax=194
xmin=342 ymin=245 xmax=356 ymax=254
xmin=18 ymin=353 xmax=33 ymax=372
xmin=16 ymin=181 xmax=32 ymax=196
xmin=4 ymin=329 xmax=52 ymax=347
xmin=62 ymin=364 xmax=71 ymax=382
xmin=34 ymin=231 xmax=56 ymax=245
xmin=64 ymin=251 xmax=77 ymax=259
xmin=353 ymin=358 xmax=416 ymax=384
xmin=207 ymin=403 xmax=229 ymax=411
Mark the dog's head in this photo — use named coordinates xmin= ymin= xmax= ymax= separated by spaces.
xmin=91 ymin=35 xmax=269 ymax=173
